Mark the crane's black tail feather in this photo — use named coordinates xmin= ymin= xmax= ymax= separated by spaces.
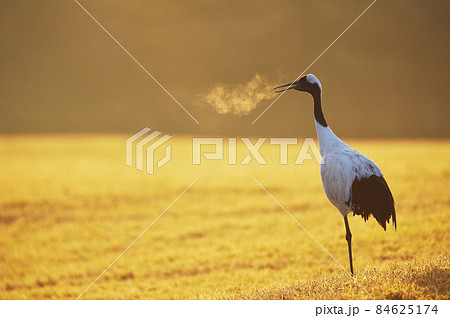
xmin=347 ymin=175 xmax=396 ymax=230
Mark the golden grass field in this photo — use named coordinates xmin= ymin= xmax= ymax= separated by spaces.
xmin=0 ymin=135 xmax=448 ymax=299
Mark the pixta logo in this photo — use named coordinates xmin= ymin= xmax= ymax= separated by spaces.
xmin=192 ymin=137 xmax=321 ymax=165
xmin=126 ymin=128 xmax=172 ymax=175
xmin=126 ymin=128 xmax=322 ymax=175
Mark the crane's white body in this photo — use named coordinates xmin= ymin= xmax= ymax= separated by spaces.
xmin=315 ymin=120 xmax=383 ymax=216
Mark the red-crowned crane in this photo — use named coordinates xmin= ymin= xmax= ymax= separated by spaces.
xmin=274 ymin=74 xmax=396 ymax=275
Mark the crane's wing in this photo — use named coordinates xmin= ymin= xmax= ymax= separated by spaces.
xmin=347 ymin=173 xmax=396 ymax=231
xmin=321 ymin=148 xmax=396 ymax=230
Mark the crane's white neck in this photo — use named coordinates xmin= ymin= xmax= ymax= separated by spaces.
xmin=315 ymin=120 xmax=343 ymax=156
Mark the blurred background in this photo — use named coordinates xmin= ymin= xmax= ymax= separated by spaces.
xmin=1 ymin=0 xmax=449 ymax=138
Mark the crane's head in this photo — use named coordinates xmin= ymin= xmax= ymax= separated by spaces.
xmin=274 ymin=74 xmax=322 ymax=95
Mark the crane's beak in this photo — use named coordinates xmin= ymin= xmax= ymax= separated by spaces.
xmin=274 ymin=81 xmax=298 ymax=93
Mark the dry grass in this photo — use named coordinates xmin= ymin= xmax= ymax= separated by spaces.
xmin=219 ymin=254 xmax=449 ymax=300
xmin=0 ymin=136 xmax=449 ymax=299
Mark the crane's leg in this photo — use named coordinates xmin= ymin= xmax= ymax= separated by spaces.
xmin=344 ymin=215 xmax=354 ymax=276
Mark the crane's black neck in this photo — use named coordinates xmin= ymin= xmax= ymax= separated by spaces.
xmin=312 ymin=90 xmax=327 ymax=127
